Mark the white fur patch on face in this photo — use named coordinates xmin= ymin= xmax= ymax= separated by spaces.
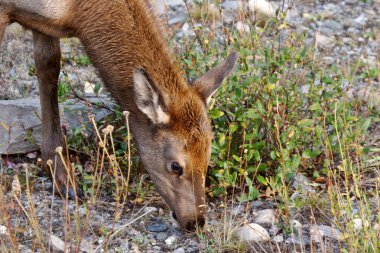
xmin=133 ymin=69 xmax=170 ymax=125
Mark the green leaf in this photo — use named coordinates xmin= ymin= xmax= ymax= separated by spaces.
xmin=297 ymin=119 xmax=314 ymax=128
xmin=257 ymin=175 xmax=267 ymax=185
xmin=210 ymin=109 xmax=224 ymax=119
xmin=302 ymin=149 xmax=312 ymax=159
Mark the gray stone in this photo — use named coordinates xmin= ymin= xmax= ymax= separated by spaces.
xmin=315 ymin=33 xmax=335 ymax=50
xmin=353 ymin=14 xmax=367 ymax=26
xmin=310 ymin=225 xmax=344 ymax=241
xmin=143 ymin=206 xmax=158 ymax=214
xmin=235 ymin=223 xmax=270 ymax=242
xmin=273 ymin=235 xmax=283 ymax=243
xmin=147 ymin=221 xmax=168 ymax=232
xmin=168 ymin=15 xmax=187 ymax=25
xmin=251 ymin=200 xmax=264 ymax=208
xmin=231 ymin=205 xmax=245 ymax=216
xmin=323 ymin=19 xmax=343 ymax=31
xmin=156 ymin=232 xmax=169 ymax=240
xmin=254 ymin=209 xmax=277 ymax=225
xmin=285 ymin=236 xmax=310 ymax=246
xmin=291 ymin=173 xmax=316 ymax=194
xmin=0 ymin=96 xmax=114 ymax=154
xmin=172 ymin=247 xmax=185 ymax=253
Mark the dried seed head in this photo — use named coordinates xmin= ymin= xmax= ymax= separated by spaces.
xmin=12 ymin=175 xmax=21 ymax=196
xmin=123 ymin=111 xmax=130 ymax=117
xmin=109 ymin=155 xmax=116 ymax=161
xmin=88 ymin=114 xmax=95 ymax=121
xmin=55 ymin=146 xmax=63 ymax=154
xmin=46 ymin=159 xmax=53 ymax=166
xmin=101 ymin=128 xmax=109 ymax=135
xmin=106 ymin=125 xmax=114 ymax=133
xmin=99 ymin=141 xmax=105 ymax=148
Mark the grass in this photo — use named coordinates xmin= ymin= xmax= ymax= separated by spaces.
xmin=1 ymin=0 xmax=380 ymax=252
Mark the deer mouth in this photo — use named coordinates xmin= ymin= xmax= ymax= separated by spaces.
xmin=171 ymin=210 xmax=177 ymax=220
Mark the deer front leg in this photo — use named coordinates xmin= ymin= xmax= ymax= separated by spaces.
xmin=0 ymin=12 xmax=9 ymax=44
xmin=33 ymin=31 xmax=79 ymax=199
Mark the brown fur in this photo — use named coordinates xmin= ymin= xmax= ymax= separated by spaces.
xmin=0 ymin=0 xmax=238 ymax=230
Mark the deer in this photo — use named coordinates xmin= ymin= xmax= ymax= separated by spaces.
xmin=0 ymin=0 xmax=238 ymax=230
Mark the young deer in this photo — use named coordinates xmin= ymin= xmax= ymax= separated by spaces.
xmin=0 ymin=0 xmax=238 ymax=230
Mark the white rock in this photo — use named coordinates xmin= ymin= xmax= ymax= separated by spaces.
xmin=353 ymin=218 xmax=363 ymax=231
xmin=248 ymin=0 xmax=275 ymax=27
xmin=353 ymin=15 xmax=367 ymax=26
xmin=165 ymin=235 xmax=177 ymax=246
xmin=172 ymin=247 xmax=185 ymax=253
xmin=0 ymin=225 xmax=7 ymax=235
xmin=254 ymin=209 xmax=277 ymax=225
xmin=290 ymin=220 xmax=302 ymax=230
xmin=49 ymin=235 xmax=68 ymax=253
xmin=143 ymin=206 xmax=158 ymax=214
xmin=273 ymin=235 xmax=284 ymax=243
xmin=235 ymin=223 xmax=270 ymax=242
xmin=353 ymin=218 xmax=369 ymax=231
xmin=235 ymin=21 xmax=251 ymax=34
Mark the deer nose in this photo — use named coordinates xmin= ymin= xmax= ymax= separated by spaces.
xmin=185 ymin=215 xmax=206 ymax=230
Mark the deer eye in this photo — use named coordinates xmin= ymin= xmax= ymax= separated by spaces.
xmin=170 ymin=161 xmax=183 ymax=176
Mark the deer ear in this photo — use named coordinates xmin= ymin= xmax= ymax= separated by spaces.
xmin=133 ymin=69 xmax=170 ymax=125
xmin=191 ymin=52 xmax=239 ymax=103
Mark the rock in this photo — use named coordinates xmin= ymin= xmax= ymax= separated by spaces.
xmin=248 ymin=0 xmax=275 ymax=28
xmin=353 ymin=218 xmax=369 ymax=231
xmin=273 ymin=235 xmax=284 ymax=243
xmin=290 ymin=220 xmax=302 ymax=230
xmin=168 ymin=15 xmax=187 ymax=25
xmin=49 ymin=235 xmax=67 ymax=253
xmin=353 ymin=14 xmax=367 ymax=26
xmin=235 ymin=223 xmax=270 ymax=242
xmin=315 ymin=32 xmax=335 ymax=50
xmin=147 ymin=220 xmax=168 ymax=232
xmin=173 ymin=247 xmax=185 ymax=253
xmin=0 ymin=96 xmax=114 ymax=154
xmin=286 ymin=236 xmax=309 ymax=246
xmin=291 ymin=173 xmax=316 ymax=194
xmin=118 ymin=240 xmax=130 ymax=252
xmin=143 ymin=206 xmax=158 ymax=214
xmin=152 ymin=246 xmax=161 ymax=251
xmin=156 ymin=232 xmax=169 ymax=240
xmin=251 ymin=200 xmax=264 ymax=208
xmin=235 ymin=21 xmax=250 ymax=34
xmin=310 ymin=225 xmax=344 ymax=241
xmin=310 ymin=226 xmax=324 ymax=243
xmin=322 ymin=19 xmax=343 ymax=33
xmin=254 ymin=209 xmax=277 ymax=225
xmin=165 ymin=235 xmax=177 ymax=246
xmin=0 ymin=225 xmax=7 ymax=235
xmin=232 ymin=205 xmax=245 ymax=216
xmin=130 ymin=243 xmax=141 ymax=253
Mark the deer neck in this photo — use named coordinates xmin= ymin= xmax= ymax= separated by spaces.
xmin=72 ymin=0 xmax=188 ymax=107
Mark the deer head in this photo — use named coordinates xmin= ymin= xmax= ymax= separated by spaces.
xmin=131 ymin=52 xmax=239 ymax=230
